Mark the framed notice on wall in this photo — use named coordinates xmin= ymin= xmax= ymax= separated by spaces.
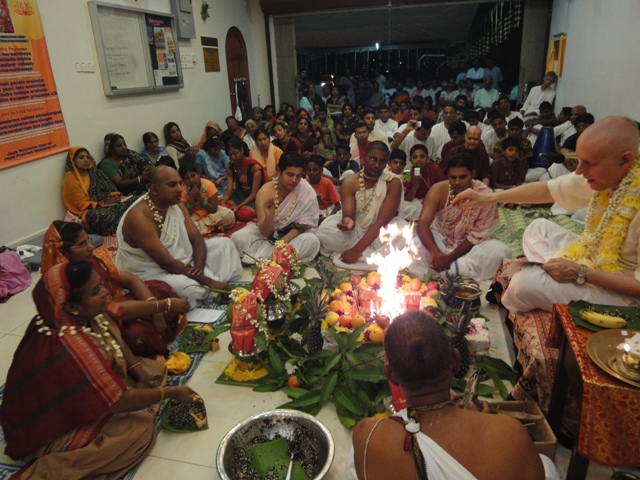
xmin=88 ymin=1 xmax=183 ymax=96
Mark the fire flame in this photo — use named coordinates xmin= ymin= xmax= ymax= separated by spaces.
xmin=366 ymin=223 xmax=414 ymax=320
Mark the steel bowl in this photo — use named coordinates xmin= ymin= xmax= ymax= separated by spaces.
xmin=216 ymin=409 xmax=335 ymax=479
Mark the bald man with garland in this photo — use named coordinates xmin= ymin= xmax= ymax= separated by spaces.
xmin=453 ymin=116 xmax=640 ymax=313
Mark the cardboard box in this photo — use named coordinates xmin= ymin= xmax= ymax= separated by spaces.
xmin=489 ymin=400 xmax=557 ymax=460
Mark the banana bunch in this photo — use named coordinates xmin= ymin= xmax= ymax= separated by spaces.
xmin=579 ymin=310 xmax=627 ymax=329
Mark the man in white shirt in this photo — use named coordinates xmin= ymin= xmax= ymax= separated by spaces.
xmin=389 ymin=117 xmax=435 ymax=158
xmin=481 ymin=113 xmax=508 ymax=158
xmin=466 ymin=59 xmax=485 ymax=86
xmin=374 ymin=104 xmax=398 ymax=142
xmin=429 ymin=104 xmax=456 ymax=162
xmin=497 ymin=95 xmax=523 ymax=123
xmin=484 ymin=58 xmax=503 ymax=90
xmin=473 ymin=76 xmax=500 ymax=113
xmin=521 ymin=72 xmax=557 ymax=117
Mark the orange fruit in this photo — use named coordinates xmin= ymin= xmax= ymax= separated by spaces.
xmin=329 ymin=300 xmax=344 ymax=313
xmin=287 ymin=375 xmax=302 ymax=388
xmin=367 ymin=272 xmax=381 ymax=287
xmin=409 ymin=278 xmax=423 ymax=292
xmin=325 ymin=311 xmax=340 ymax=326
xmin=351 ymin=314 xmax=366 ymax=328
xmin=338 ymin=315 xmax=353 ymax=328
xmin=367 ymin=325 xmax=385 ymax=343
xmin=339 ymin=282 xmax=353 ymax=293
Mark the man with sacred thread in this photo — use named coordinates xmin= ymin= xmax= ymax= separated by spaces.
xmin=408 ymin=152 xmax=511 ymax=282
xmin=231 ymin=152 xmax=321 ymax=263
xmin=116 ymin=165 xmax=242 ymax=308
xmin=316 ymin=141 xmax=408 ymax=270
xmin=453 ymin=116 xmax=640 ymax=312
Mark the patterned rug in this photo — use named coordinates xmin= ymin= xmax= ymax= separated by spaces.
xmin=494 ymin=205 xmax=583 ymax=257
xmin=0 ymin=300 xmax=229 ymax=480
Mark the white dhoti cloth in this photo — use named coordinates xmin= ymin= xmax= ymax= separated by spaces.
xmin=403 ymin=198 xmax=423 ymax=221
xmin=231 ymin=180 xmax=320 ymax=264
xmin=344 ymin=409 xmax=561 ymax=480
xmin=502 ymin=219 xmax=640 ymax=312
xmin=525 ymin=167 xmax=548 ymax=183
xmin=116 ymin=198 xmax=242 ymax=308
xmin=317 ymin=170 xmax=407 ymax=270
xmin=317 ymin=215 xmax=409 ymax=270
xmin=408 ymin=230 xmax=511 ymax=282
xmin=230 ymin=223 xmax=320 ymax=263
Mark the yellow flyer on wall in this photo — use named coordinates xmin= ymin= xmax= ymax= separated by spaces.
xmin=0 ymin=0 xmax=69 ymax=170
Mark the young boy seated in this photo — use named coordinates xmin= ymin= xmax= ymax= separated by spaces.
xmin=306 ymin=155 xmax=341 ymax=220
xmin=495 ymin=117 xmax=542 ymax=182
xmin=403 ymin=144 xmax=446 ymax=221
xmin=490 ymin=137 xmax=526 ymax=208
xmin=179 ymin=163 xmax=236 ymax=234
xmin=387 ymin=148 xmax=407 ymax=176
xmin=324 ymin=143 xmax=360 ymax=187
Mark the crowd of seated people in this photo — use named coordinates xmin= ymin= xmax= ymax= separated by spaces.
xmin=11 ymin=56 xmax=636 ymax=478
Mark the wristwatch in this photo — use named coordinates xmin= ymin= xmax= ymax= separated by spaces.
xmin=574 ymin=264 xmax=587 ymax=285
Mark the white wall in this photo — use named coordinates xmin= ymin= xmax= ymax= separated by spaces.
xmin=550 ymin=0 xmax=640 ymax=120
xmin=0 ymin=0 xmax=270 ymax=246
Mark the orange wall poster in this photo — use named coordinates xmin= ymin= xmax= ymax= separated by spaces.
xmin=0 ymin=0 xmax=69 ymax=170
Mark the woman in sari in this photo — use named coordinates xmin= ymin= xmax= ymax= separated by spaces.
xmin=62 ymin=146 xmax=140 ymax=236
xmin=231 ymin=152 xmax=320 ymax=263
xmin=42 ymin=220 xmax=189 ymax=357
xmin=139 ymin=132 xmax=169 ymax=165
xmin=291 ymin=116 xmax=319 ymax=160
xmin=252 ymin=106 xmax=272 ymax=134
xmin=335 ymin=102 xmax=360 ymax=144
xmin=272 ymin=121 xmax=303 ymax=155
xmin=197 ymin=120 xmax=223 ymax=148
xmin=0 ymin=261 xmax=195 ymax=478
xmin=325 ymin=85 xmax=346 ymax=116
xmin=250 ymin=127 xmax=283 ymax=183
xmin=220 ymin=137 xmax=264 ymax=221
xmin=164 ymin=121 xmax=199 ymax=166
xmin=224 ymin=116 xmax=246 ymax=140
xmin=99 ymin=133 xmax=152 ymax=195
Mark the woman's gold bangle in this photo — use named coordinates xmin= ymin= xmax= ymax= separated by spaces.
xmin=165 ymin=298 xmax=172 ymax=313
xmin=145 ymin=296 xmax=156 ymax=302
xmin=127 ymin=361 xmax=142 ymax=371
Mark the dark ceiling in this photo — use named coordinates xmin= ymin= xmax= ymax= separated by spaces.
xmin=260 ymin=1 xmax=493 ymax=50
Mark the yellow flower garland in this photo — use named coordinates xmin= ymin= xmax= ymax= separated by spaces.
xmin=563 ymin=158 xmax=640 ymax=271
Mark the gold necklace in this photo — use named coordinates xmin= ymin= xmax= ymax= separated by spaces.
xmin=357 ymin=171 xmax=375 ymax=215
xmin=444 ymin=183 xmax=456 ymax=208
xmin=413 ymin=400 xmax=455 ymax=412
xmin=272 ymin=177 xmax=297 ymax=225
xmin=146 ymin=193 xmax=166 ymax=231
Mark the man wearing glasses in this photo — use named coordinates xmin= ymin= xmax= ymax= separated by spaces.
xmin=317 ymin=141 xmax=407 ymax=269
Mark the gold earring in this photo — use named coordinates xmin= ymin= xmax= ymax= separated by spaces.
xmin=71 ymin=310 xmax=79 ymax=316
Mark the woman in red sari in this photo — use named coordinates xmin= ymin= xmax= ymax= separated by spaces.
xmin=42 ymin=220 xmax=188 ymax=357
xmin=0 ymin=261 xmax=195 ymax=477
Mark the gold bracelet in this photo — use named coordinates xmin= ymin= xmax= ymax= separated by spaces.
xmin=127 ymin=361 xmax=142 ymax=371
xmin=165 ymin=298 xmax=172 ymax=313
xmin=159 ymin=387 xmax=165 ymax=402
xmin=155 ymin=299 xmax=160 ymax=313
xmin=145 ymin=296 xmax=156 ymax=302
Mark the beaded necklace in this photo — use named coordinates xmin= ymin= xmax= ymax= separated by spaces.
xmin=272 ymin=177 xmax=297 ymax=225
xmin=564 ymin=158 xmax=640 ymax=271
xmin=146 ymin=193 xmax=166 ymax=231
xmin=357 ymin=171 xmax=376 ymax=215
xmin=413 ymin=400 xmax=455 ymax=412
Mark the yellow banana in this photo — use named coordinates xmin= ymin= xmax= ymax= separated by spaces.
xmin=579 ymin=310 xmax=627 ymax=329
xmin=194 ymin=325 xmax=213 ymax=333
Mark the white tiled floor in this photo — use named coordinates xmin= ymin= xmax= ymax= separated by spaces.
xmin=0 ymin=270 xmax=636 ymax=479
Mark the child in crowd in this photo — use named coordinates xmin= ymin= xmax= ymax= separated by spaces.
xmin=387 ymin=148 xmax=407 ymax=176
xmin=305 ymin=155 xmax=341 ymax=220
xmin=490 ymin=137 xmax=527 ymax=209
xmin=324 ymin=143 xmax=360 ymax=186
xmin=195 ymin=137 xmax=233 ymax=196
xmin=178 ymin=163 xmax=235 ymax=234
xmin=403 ymin=144 xmax=446 ymax=221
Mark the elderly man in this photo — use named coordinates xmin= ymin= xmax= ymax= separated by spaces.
xmin=454 ymin=116 xmax=640 ymax=312
xmin=316 ymin=141 xmax=406 ymax=270
xmin=473 ymin=76 xmax=499 ymax=113
xmin=116 ymin=165 xmax=242 ymax=308
xmin=408 ymin=153 xmax=510 ymax=281
xmin=441 ymin=126 xmax=491 ymax=185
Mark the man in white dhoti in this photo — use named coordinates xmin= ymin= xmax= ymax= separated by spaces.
xmin=316 ymin=141 xmax=407 ymax=270
xmin=408 ymin=153 xmax=511 ymax=281
xmin=116 ymin=166 xmax=242 ymax=308
xmin=453 ymin=116 xmax=640 ymax=312
xmin=231 ymin=152 xmax=320 ymax=263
